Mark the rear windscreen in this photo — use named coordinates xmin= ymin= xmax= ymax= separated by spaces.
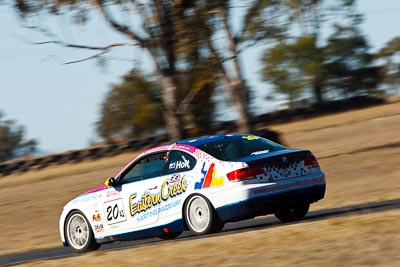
xmin=198 ymin=136 xmax=285 ymax=161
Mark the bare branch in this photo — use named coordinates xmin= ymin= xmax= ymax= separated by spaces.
xmin=92 ymin=0 xmax=146 ymax=47
xmin=236 ymin=38 xmax=275 ymax=55
xmin=19 ymin=24 xmax=138 ymax=51
xmin=63 ymin=51 xmax=107 ymax=65
xmin=176 ymin=85 xmax=203 ymax=115
xmin=10 ymin=24 xmax=138 ymax=65
xmin=34 ymin=40 xmax=137 ymax=51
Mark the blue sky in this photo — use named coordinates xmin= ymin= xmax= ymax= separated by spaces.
xmin=1 ymin=0 xmax=400 ymax=153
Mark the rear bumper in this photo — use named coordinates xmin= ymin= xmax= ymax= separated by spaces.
xmin=216 ymin=183 xmax=326 ymax=222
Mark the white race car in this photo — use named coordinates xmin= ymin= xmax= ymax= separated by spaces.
xmin=60 ymin=134 xmax=326 ymax=252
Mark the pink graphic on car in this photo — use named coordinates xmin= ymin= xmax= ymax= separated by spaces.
xmin=83 ymin=185 xmax=108 ymax=195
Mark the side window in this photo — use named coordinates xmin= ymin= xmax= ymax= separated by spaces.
xmin=166 ymin=150 xmax=197 ymax=174
xmin=119 ymin=152 xmax=168 ymax=184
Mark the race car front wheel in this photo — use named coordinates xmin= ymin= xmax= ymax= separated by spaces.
xmin=65 ymin=211 xmax=100 ymax=253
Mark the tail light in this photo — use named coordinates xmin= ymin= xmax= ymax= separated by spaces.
xmin=304 ymin=155 xmax=319 ymax=167
xmin=227 ymin=166 xmax=265 ymax=182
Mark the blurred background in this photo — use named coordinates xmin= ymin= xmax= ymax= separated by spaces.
xmin=1 ymin=0 xmax=400 ymax=163
xmin=1 ymin=2 xmax=400 ymax=265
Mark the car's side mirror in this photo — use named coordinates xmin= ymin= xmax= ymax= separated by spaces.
xmin=104 ymin=177 xmax=116 ymax=187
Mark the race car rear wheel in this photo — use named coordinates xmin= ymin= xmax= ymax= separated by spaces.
xmin=274 ymin=203 xmax=310 ymax=223
xmin=65 ymin=211 xmax=100 ymax=253
xmin=184 ymin=194 xmax=221 ymax=235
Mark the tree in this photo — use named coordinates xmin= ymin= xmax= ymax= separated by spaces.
xmin=179 ymin=0 xmax=285 ymax=132
xmin=262 ymin=37 xmax=322 ymax=106
xmin=96 ymin=2 xmax=223 ymax=141
xmin=259 ymin=0 xmax=380 ymax=102
xmin=202 ymin=1 xmax=252 ymax=133
xmin=377 ymin=36 xmax=400 ymax=95
xmin=247 ymin=0 xmax=328 ymax=102
xmin=324 ymin=25 xmax=382 ymax=98
xmin=97 ymin=66 xmax=218 ymax=141
xmin=14 ymin=1 xmax=199 ymax=140
xmin=176 ymin=61 xmax=218 ymax=136
xmin=13 ymin=0 xmax=255 ymax=140
xmin=96 ymin=71 xmax=163 ymax=142
xmin=0 ymin=111 xmax=37 ymax=162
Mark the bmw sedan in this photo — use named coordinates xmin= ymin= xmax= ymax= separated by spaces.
xmin=59 ymin=133 xmax=326 ymax=252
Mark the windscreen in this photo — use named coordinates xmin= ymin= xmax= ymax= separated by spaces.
xmin=198 ymin=135 xmax=285 ymax=161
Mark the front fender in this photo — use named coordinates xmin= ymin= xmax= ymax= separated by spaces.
xmin=59 ymin=208 xmax=71 ymax=247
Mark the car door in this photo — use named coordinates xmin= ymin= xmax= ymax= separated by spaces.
xmin=107 ymin=151 xmax=169 ymax=233
xmin=155 ymin=149 xmax=197 ymax=220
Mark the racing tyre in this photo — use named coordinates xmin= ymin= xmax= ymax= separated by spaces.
xmin=274 ymin=203 xmax=310 ymax=223
xmin=184 ymin=194 xmax=222 ymax=235
xmin=65 ymin=211 xmax=100 ymax=253
xmin=212 ymin=220 xmax=225 ymax=233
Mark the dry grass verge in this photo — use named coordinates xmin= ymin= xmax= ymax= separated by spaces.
xmin=0 ymin=102 xmax=399 ymax=264
xmin=20 ymin=210 xmax=400 ymax=267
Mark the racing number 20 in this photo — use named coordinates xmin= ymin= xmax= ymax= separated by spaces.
xmin=104 ymin=199 xmax=127 ymax=225
xmin=106 ymin=204 xmax=121 ymax=221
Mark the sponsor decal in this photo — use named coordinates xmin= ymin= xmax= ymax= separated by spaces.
xmin=170 ymin=174 xmax=180 ymax=182
xmin=251 ymin=150 xmax=270 ymax=155
xmin=169 ymin=156 xmax=191 ymax=170
xmin=136 ymin=199 xmax=182 ymax=222
xmin=279 ymin=168 xmax=292 ymax=178
xmin=169 ymin=162 xmax=176 ymax=169
xmin=253 ymin=177 xmax=325 ymax=195
xmin=242 ymin=135 xmax=259 ymax=141
xmin=129 ymin=176 xmax=187 ymax=217
xmin=104 ymin=199 xmax=127 ymax=225
xmin=176 ymin=155 xmax=190 ymax=169
xmin=157 ymin=199 xmax=181 ymax=214
xmin=110 ymin=225 xmax=120 ymax=230
xmin=172 ymin=144 xmax=196 ymax=153
xmin=92 ymin=213 xmax=101 ymax=221
xmin=136 ymin=209 xmax=158 ymax=222
xmin=195 ymin=162 xmax=224 ymax=189
xmin=94 ymin=224 xmax=104 ymax=233
xmin=106 ymin=191 xmax=121 ymax=198
xmin=71 ymin=194 xmax=98 ymax=204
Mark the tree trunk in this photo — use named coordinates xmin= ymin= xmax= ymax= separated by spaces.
xmin=314 ymin=76 xmax=323 ymax=103
xmin=219 ymin=7 xmax=251 ymax=133
xmin=158 ymin=74 xmax=183 ymax=141
xmin=151 ymin=1 xmax=184 ymax=141
xmin=227 ymin=79 xmax=251 ymax=133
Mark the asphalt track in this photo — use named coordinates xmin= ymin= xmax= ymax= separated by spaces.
xmin=1 ymin=198 xmax=399 ymax=267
